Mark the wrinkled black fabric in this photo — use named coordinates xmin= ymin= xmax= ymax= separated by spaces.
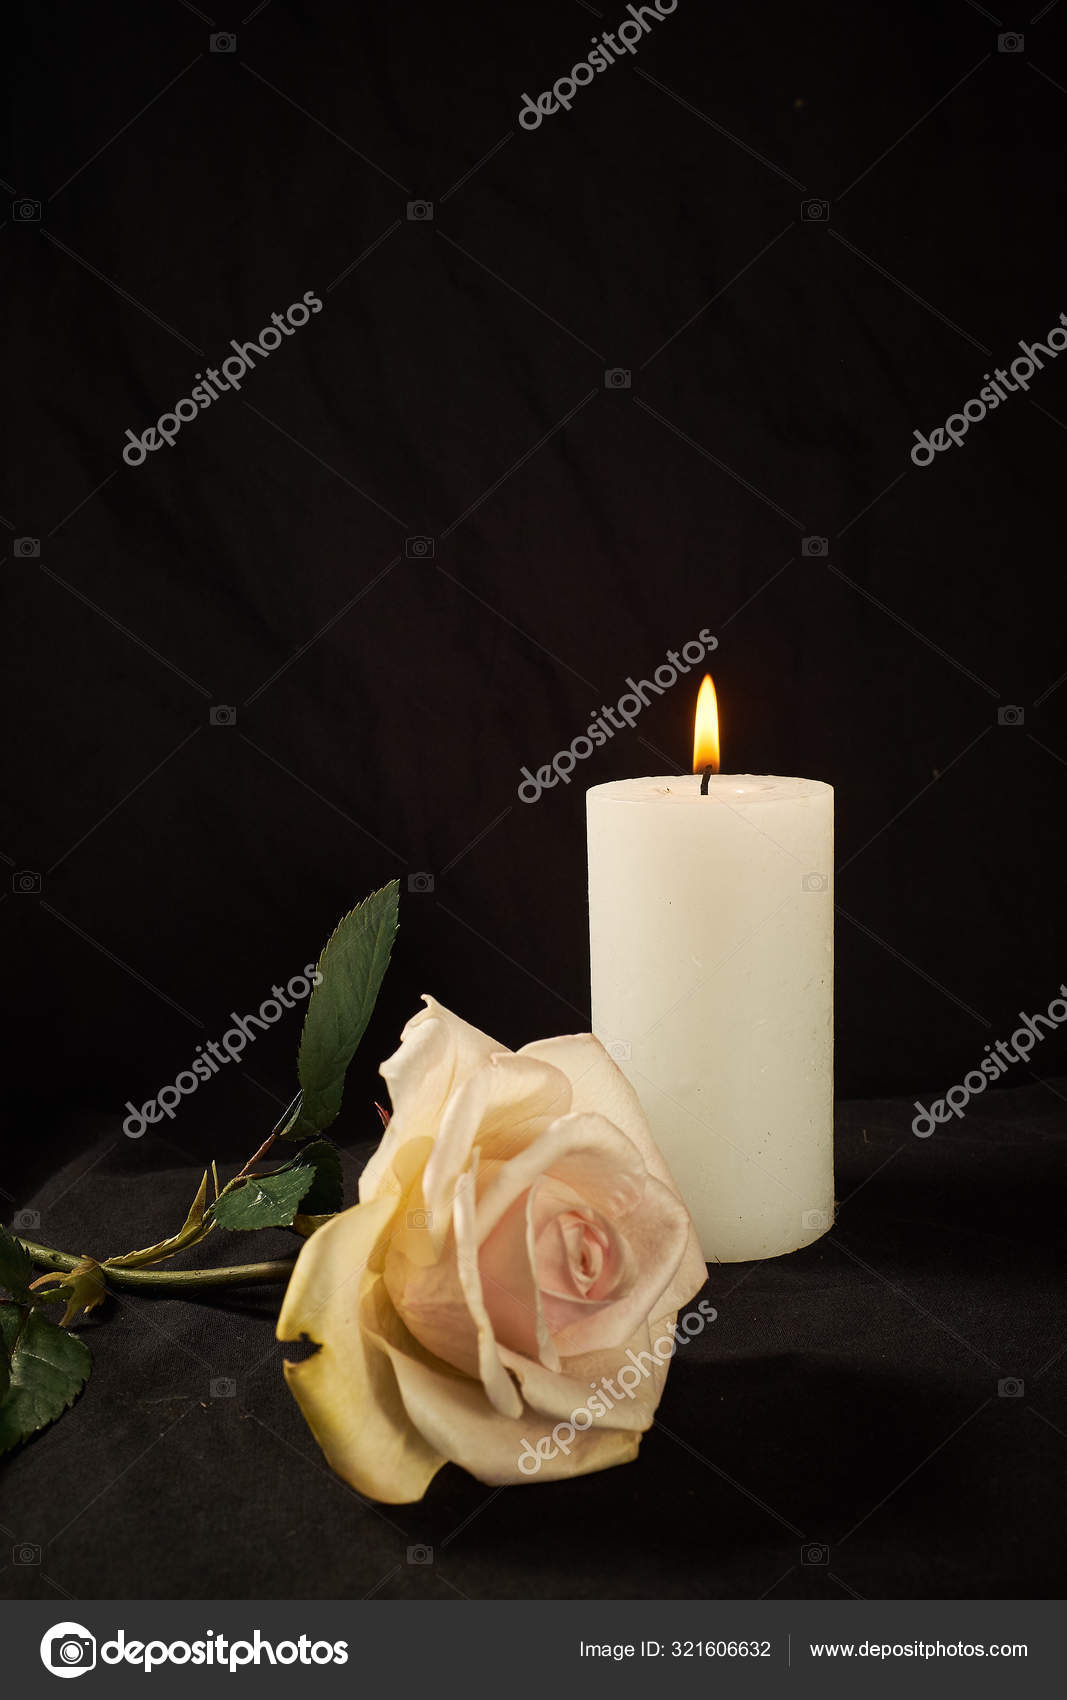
xmin=2 ymin=1079 xmax=1064 ymax=1600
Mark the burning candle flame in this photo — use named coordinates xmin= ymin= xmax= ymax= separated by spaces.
xmin=693 ymin=674 xmax=720 ymax=774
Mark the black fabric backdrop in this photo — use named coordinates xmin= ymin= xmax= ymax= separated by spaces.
xmin=2 ymin=0 xmax=1066 ymax=1600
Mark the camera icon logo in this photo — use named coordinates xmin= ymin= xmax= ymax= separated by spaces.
xmin=209 ymin=705 xmax=237 ymax=726
xmin=15 ymin=537 xmax=41 ymax=557
xmin=210 ymin=32 xmax=237 ymax=52
xmin=801 ymin=536 xmax=828 ymax=558
xmin=998 ymin=1377 xmax=1024 ymax=1398
xmin=802 ymin=1208 xmax=830 ymax=1232
xmin=802 ymin=872 xmax=828 ymax=893
xmin=997 ymin=705 xmax=1024 ymax=727
xmin=13 ymin=870 xmax=42 ymax=895
xmin=801 ymin=1542 xmax=830 ymax=1566
xmin=406 ymin=200 xmax=434 ymax=221
xmin=13 ymin=1209 xmax=41 ymax=1231
xmin=407 ymin=1544 xmax=434 ymax=1564
xmin=405 ymin=535 xmax=436 ymax=559
xmin=407 ymin=871 xmax=435 ymax=894
xmin=210 ymin=1377 xmax=237 ymax=1398
xmin=40 ymin=1623 xmax=96 ymax=1678
xmin=998 ymin=32 xmax=1024 ymax=53
xmin=12 ymin=199 xmax=41 ymax=222
xmin=14 ymin=1542 xmax=42 ymax=1564
xmin=605 ymin=1040 xmax=631 ymax=1062
xmin=604 ymin=368 xmax=631 ymax=389
xmin=801 ymin=198 xmax=830 ymax=222
xmin=406 ymin=1208 xmax=433 ymax=1230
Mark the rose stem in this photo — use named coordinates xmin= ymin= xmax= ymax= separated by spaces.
xmin=16 ymin=1240 xmax=295 ymax=1290
xmin=230 ymin=1088 xmax=304 ymax=1185
xmin=12 ymin=1094 xmax=308 ymax=1293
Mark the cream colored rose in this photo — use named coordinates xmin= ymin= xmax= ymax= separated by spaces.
xmin=277 ymin=998 xmax=706 ymax=1503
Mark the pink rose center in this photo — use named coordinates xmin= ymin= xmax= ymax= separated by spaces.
xmin=536 ymin=1207 xmax=623 ymax=1302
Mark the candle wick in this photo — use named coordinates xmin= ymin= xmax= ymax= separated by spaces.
xmin=700 ymin=766 xmax=713 ymax=796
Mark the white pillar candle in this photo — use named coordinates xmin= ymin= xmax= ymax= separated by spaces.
xmin=587 ymin=773 xmax=834 ymax=1262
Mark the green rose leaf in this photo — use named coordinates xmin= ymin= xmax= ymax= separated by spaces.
xmin=293 ymin=1139 xmax=343 ymax=1215
xmin=0 ymin=1224 xmax=34 ymax=1303
xmin=208 ymin=1139 xmax=343 ymax=1233
xmin=272 ymin=1091 xmax=304 ymax=1139
xmin=208 ymin=1166 xmax=313 ymax=1232
xmin=287 ymin=879 xmax=399 ymax=1139
xmin=0 ymin=1303 xmax=92 ymax=1455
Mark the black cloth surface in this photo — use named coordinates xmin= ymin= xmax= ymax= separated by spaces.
xmin=2 ymin=1076 xmax=1064 ymax=1601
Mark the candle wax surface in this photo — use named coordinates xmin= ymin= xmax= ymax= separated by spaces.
xmin=587 ymin=772 xmax=834 ymax=1262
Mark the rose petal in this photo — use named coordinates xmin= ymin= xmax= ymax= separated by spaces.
xmin=528 ymin=1182 xmax=632 ymax=1342
xmin=360 ymin=997 xmax=503 ymax=1204
xmin=362 ymin=1290 xmax=645 ymax=1488
xmin=453 ymin=1165 xmax=523 ymax=1418
xmin=421 ymin=1052 xmax=571 ymax=1253
xmin=277 ymin=1195 xmax=445 ymax=1504
xmin=498 ymin=1311 xmax=679 ymax=1430
xmin=474 ymin=1111 xmax=694 ymax=1357
xmin=548 ymin=1174 xmax=693 ymax=1357
xmin=381 ymin=1228 xmax=480 ymax=1380
xmin=475 ymin=1111 xmax=648 ymax=1243
xmin=519 ymin=1034 xmax=707 ymax=1308
xmin=384 ymin=1162 xmax=523 ymax=1420
xmin=477 ymin=1189 xmax=560 ymax=1372
xmin=532 ymin=1191 xmax=628 ymax=1300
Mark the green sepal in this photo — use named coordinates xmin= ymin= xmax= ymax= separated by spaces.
xmin=105 ymin=1171 xmax=212 ymax=1270
xmin=29 ymin=1258 xmax=108 ymax=1328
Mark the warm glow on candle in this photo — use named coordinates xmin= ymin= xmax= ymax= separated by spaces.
xmin=692 ymin=674 xmax=720 ymax=773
